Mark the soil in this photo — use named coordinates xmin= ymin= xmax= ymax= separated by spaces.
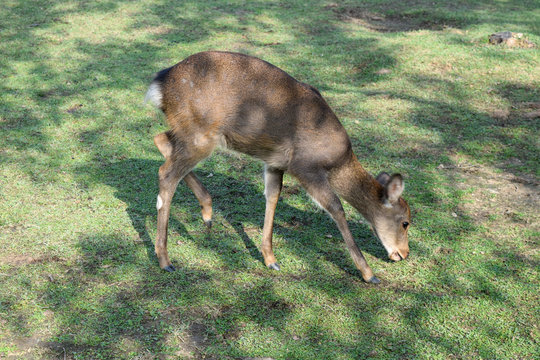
xmin=444 ymin=155 xmax=539 ymax=247
xmin=330 ymin=6 xmax=461 ymax=32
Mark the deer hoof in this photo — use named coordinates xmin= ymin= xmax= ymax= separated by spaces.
xmin=204 ymin=220 xmax=212 ymax=229
xmin=163 ymin=265 xmax=176 ymax=272
xmin=368 ymin=275 xmax=380 ymax=284
xmin=268 ymin=263 xmax=281 ymax=271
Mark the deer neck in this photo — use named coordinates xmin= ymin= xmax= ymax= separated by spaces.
xmin=328 ymin=155 xmax=383 ymax=223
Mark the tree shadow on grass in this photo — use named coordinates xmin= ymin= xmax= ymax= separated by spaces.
xmin=2 ymin=0 xmax=538 ymax=358
xmin=40 ymin=236 xmax=221 ymax=359
xmin=78 ymin=157 xmax=388 ymax=275
xmin=328 ymin=0 xmax=540 ymax=35
xmin=55 ymin=230 xmax=411 ymax=359
xmin=359 ymin=77 xmax=539 ymax=179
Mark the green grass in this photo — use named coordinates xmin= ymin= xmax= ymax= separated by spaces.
xmin=1 ymin=0 xmax=539 ymax=359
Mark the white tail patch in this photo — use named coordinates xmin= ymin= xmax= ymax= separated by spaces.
xmin=156 ymin=195 xmax=163 ymax=210
xmin=145 ymin=82 xmax=163 ymax=107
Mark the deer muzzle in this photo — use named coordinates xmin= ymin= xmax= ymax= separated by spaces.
xmin=389 ymin=248 xmax=409 ymax=261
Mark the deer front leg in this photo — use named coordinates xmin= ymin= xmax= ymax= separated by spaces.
xmin=333 ymin=209 xmax=380 ymax=284
xmin=183 ymin=171 xmax=213 ymax=228
xmin=262 ymin=166 xmax=284 ymax=270
xmin=298 ymin=174 xmax=379 ymax=284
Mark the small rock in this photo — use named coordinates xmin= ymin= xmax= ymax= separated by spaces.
xmin=451 ymin=212 xmax=458 ymax=218
xmin=489 ymin=31 xmax=535 ymax=48
xmin=489 ymin=31 xmax=513 ymax=44
xmin=505 ymin=37 xmax=518 ymax=47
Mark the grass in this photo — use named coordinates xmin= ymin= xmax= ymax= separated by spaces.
xmin=1 ymin=0 xmax=539 ymax=359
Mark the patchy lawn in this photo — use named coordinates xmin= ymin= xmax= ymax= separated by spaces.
xmin=1 ymin=0 xmax=538 ymax=359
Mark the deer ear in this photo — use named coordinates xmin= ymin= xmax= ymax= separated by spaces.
xmin=376 ymin=172 xmax=391 ymax=186
xmin=385 ymin=174 xmax=404 ymax=204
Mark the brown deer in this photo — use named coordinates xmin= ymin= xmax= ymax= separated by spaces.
xmin=145 ymin=51 xmax=410 ymax=283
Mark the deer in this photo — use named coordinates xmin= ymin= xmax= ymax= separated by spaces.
xmin=145 ymin=51 xmax=411 ymax=284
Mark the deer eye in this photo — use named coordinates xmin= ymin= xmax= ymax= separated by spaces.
xmin=402 ymin=221 xmax=409 ymax=229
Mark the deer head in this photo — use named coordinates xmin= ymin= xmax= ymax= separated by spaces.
xmin=372 ymin=172 xmax=411 ymax=261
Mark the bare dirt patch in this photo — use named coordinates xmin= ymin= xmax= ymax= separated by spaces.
xmin=443 ymin=156 xmax=539 ymax=244
xmin=6 ymin=336 xmax=90 ymax=360
xmin=0 ymin=254 xmax=63 ymax=267
xmin=492 ymin=101 xmax=540 ymax=127
xmin=170 ymin=321 xmax=217 ymax=360
xmin=330 ymin=7 xmax=464 ymax=32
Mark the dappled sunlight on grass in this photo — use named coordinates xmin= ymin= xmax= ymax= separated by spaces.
xmin=1 ymin=0 xmax=538 ymax=358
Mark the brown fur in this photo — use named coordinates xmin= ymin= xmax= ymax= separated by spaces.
xmin=148 ymin=51 xmax=410 ymax=282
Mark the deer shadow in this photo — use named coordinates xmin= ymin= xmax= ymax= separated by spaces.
xmin=89 ymin=158 xmax=390 ymax=276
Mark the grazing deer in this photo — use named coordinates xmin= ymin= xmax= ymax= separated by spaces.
xmin=145 ymin=51 xmax=410 ymax=283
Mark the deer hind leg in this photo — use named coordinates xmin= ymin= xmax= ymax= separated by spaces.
xmin=183 ymin=172 xmax=213 ymax=228
xmin=295 ymin=171 xmax=379 ymax=284
xmin=262 ymin=165 xmax=284 ymax=270
xmin=154 ymin=131 xmax=215 ymax=272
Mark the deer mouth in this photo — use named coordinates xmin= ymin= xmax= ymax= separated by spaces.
xmin=389 ymin=249 xmax=409 ymax=261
